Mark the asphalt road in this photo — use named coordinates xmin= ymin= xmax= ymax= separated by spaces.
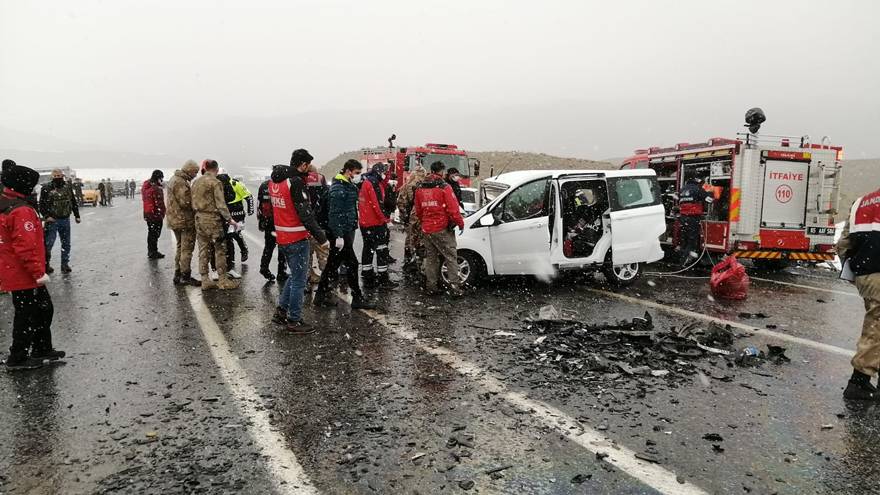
xmin=1 ymin=199 xmax=877 ymax=495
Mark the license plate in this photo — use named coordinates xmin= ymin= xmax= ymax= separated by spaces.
xmin=807 ymin=227 xmax=835 ymax=236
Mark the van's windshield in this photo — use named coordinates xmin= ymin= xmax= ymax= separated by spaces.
xmin=479 ymin=181 xmax=509 ymax=208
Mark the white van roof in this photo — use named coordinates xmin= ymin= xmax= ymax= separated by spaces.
xmin=483 ymin=168 xmax=656 ymax=187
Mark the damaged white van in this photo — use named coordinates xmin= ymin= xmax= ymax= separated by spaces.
xmin=452 ymin=169 xmax=666 ymax=286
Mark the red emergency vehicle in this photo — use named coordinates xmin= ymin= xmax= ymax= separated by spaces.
xmin=360 ymin=142 xmax=480 ymax=191
xmin=621 ymin=133 xmax=843 ymax=266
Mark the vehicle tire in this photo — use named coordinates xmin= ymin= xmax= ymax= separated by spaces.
xmin=752 ymin=259 xmax=790 ymax=272
xmin=442 ymin=250 xmax=486 ymax=287
xmin=602 ymin=262 xmax=642 ymax=287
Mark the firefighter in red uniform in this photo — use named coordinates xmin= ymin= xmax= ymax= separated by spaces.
xmin=1 ymin=161 xmax=65 ymax=370
xmin=677 ymin=177 xmax=712 ymax=267
xmin=414 ymin=161 xmax=465 ymax=296
xmin=358 ymin=163 xmax=397 ymax=289
xmin=269 ymin=149 xmax=328 ymax=334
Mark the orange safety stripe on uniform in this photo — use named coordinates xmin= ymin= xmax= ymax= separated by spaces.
xmin=728 ymin=188 xmax=741 ymax=222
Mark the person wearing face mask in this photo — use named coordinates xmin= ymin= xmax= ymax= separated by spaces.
xmin=445 ymin=167 xmax=464 ymax=208
xmin=142 ymin=170 xmax=166 ymax=259
xmin=314 ymin=159 xmax=375 ymax=309
xmin=358 ymin=163 xmax=398 ymax=289
xmin=269 ymin=149 xmax=329 ymax=333
xmin=166 ymin=161 xmax=201 ymax=286
xmin=39 ymin=169 xmax=81 ymax=274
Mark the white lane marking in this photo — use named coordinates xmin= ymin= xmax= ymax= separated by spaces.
xmin=588 ymin=289 xmax=855 ymax=358
xmin=185 ymin=288 xmax=318 ymax=494
xmin=357 ymin=305 xmax=709 ymax=495
xmin=245 ymin=228 xmax=707 ymax=493
xmin=749 ymin=276 xmax=859 ymax=298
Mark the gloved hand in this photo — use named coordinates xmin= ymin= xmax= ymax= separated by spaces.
xmin=335 ymin=238 xmax=344 ymax=249
xmin=36 ymin=274 xmax=50 ymax=285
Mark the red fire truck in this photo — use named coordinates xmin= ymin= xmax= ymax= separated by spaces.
xmin=360 ymin=142 xmax=480 ymax=191
xmin=620 ymin=133 xmax=843 ymax=267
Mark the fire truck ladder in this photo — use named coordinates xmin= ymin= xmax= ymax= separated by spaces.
xmin=815 ymin=160 xmax=841 ymax=215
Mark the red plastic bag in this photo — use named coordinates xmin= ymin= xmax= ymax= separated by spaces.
xmin=710 ymin=256 xmax=750 ymax=300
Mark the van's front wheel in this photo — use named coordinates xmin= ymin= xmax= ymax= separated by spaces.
xmin=441 ymin=251 xmax=486 ymax=287
xmin=602 ymin=262 xmax=642 ymax=286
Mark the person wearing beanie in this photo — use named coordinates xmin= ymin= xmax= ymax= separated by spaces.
xmin=166 ymin=160 xmax=202 ymax=286
xmin=1 ymin=162 xmax=65 ymax=370
xmin=141 ymin=170 xmax=166 ymax=259
xmin=39 ymin=168 xmax=81 ymax=274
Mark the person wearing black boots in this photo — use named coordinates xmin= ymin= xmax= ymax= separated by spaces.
xmin=257 ymin=166 xmax=288 ymax=282
xmin=314 ymin=160 xmax=374 ymax=309
xmin=1 ymin=161 xmax=65 ymax=370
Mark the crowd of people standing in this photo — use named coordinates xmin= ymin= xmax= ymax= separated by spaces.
xmin=141 ymin=149 xmax=465 ymax=333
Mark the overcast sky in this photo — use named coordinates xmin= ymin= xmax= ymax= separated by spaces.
xmin=2 ymin=0 xmax=879 ymax=164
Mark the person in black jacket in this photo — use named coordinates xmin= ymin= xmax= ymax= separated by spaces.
xmin=257 ymin=167 xmax=288 ymax=282
xmin=314 ymin=159 xmax=374 ymax=309
xmin=445 ymin=168 xmax=464 ymax=208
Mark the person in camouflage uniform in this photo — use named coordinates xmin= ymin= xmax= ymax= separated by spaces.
xmin=191 ymin=160 xmax=239 ymax=290
xmin=39 ymin=169 xmax=81 ymax=273
xmin=166 ymin=160 xmax=201 ymax=286
xmin=397 ymin=164 xmax=427 ymax=272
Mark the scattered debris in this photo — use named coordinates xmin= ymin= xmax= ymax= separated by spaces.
xmin=702 ymin=433 xmax=724 ymax=442
xmin=571 ymin=473 xmax=593 ymax=484
xmin=493 ymin=331 xmax=517 ymax=337
xmin=522 ymin=312 xmax=744 ymax=385
xmin=738 ymin=312 xmax=768 ymax=319
xmin=485 ymin=464 xmax=513 ymax=475
xmin=458 ymin=480 xmax=475 ymax=490
xmin=820 ymin=424 xmax=834 ymax=430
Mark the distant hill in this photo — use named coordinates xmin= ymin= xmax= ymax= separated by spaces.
xmin=322 ymin=150 xmax=614 ymax=179
xmin=839 ymin=159 xmax=879 ymax=212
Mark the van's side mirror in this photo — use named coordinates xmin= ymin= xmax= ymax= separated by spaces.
xmin=469 ymin=158 xmax=481 ymax=177
xmin=478 ymin=214 xmax=496 ymax=227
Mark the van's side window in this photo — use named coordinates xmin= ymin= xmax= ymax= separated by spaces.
xmin=498 ymin=179 xmax=550 ymax=222
xmin=607 ymin=177 xmax=661 ymax=211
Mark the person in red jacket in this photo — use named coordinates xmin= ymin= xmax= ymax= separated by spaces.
xmin=358 ymin=163 xmax=397 ymax=289
xmin=142 ymin=170 xmax=166 ymax=259
xmin=414 ymin=161 xmax=465 ymax=296
xmin=1 ymin=161 xmax=65 ymax=370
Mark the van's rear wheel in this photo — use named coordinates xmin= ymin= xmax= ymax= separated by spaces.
xmin=441 ymin=251 xmax=485 ymax=287
xmin=602 ymin=262 xmax=642 ymax=286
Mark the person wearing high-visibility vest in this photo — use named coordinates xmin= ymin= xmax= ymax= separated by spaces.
xmin=269 ymin=149 xmax=328 ymax=334
xmin=837 ymin=188 xmax=880 ymax=401
xmin=218 ymin=174 xmax=254 ymax=277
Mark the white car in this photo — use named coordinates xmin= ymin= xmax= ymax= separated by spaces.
xmin=451 ymin=169 xmax=666 ymax=286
